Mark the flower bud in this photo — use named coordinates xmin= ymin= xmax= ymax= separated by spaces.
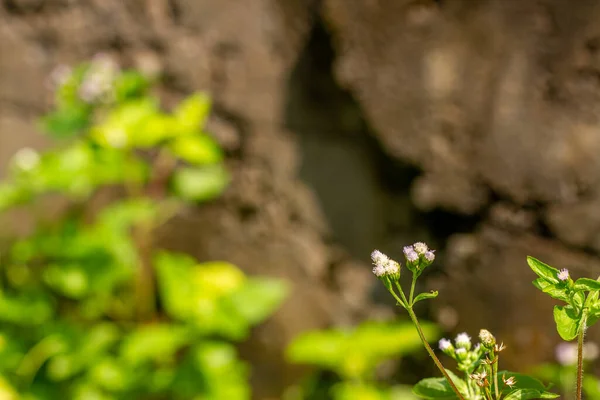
xmin=479 ymin=329 xmax=496 ymax=350
xmin=439 ymin=338 xmax=454 ymax=356
xmin=455 ymin=347 xmax=468 ymax=361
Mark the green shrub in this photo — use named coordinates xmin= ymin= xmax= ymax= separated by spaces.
xmin=0 ymin=55 xmax=287 ymax=400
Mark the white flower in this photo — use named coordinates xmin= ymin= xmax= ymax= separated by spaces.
xmin=405 ymin=249 xmax=419 ymax=263
xmin=371 ymin=250 xmax=400 ymax=278
xmin=371 ymin=250 xmax=389 ymax=266
xmin=372 ymin=264 xmax=386 ymax=277
xmin=455 ymin=332 xmax=471 ymax=349
xmin=455 ymin=347 xmax=467 ymax=360
xmin=439 ymin=338 xmax=452 ymax=351
xmin=413 ymin=242 xmax=428 ymax=255
xmin=424 ymin=250 xmax=435 ymax=262
xmin=558 ymin=268 xmax=570 ymax=281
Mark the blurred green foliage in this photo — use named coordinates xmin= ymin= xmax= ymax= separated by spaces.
xmin=286 ymin=321 xmax=439 ymax=400
xmin=0 ymin=56 xmax=287 ymax=399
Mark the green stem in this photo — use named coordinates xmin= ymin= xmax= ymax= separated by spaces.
xmin=493 ymin=355 xmax=499 ymax=399
xmin=576 ymin=311 xmax=587 ymax=400
xmin=409 ymin=273 xmax=418 ymax=305
xmin=406 ymin=306 xmax=465 ymax=400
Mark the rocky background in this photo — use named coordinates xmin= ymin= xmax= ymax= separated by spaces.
xmin=3 ymin=0 xmax=600 ymax=398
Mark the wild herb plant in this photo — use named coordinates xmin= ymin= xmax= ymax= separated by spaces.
xmin=0 ymin=56 xmax=287 ymax=399
xmin=371 ymin=244 xmax=559 ymax=400
xmin=528 ymin=256 xmax=600 ymax=400
xmin=286 ymin=320 xmax=439 ymax=400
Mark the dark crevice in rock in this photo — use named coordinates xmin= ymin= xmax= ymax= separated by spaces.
xmin=284 ymin=15 xmax=484 ymax=264
xmin=285 ymin=17 xmax=388 ymax=260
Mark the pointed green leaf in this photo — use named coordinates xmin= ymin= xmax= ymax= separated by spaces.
xmin=503 ymin=389 xmax=559 ymax=399
xmin=527 ymin=256 xmax=559 ymax=284
xmin=553 ymin=305 xmax=580 ymax=341
xmin=413 ymin=291 xmax=439 ymax=305
xmin=532 ymin=278 xmax=569 ymax=302
xmin=574 ymin=278 xmax=600 ymax=291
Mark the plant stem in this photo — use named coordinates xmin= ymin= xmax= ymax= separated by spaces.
xmin=409 ymin=273 xmax=418 ymax=305
xmin=405 ymin=306 xmax=465 ymax=400
xmin=492 ymin=354 xmax=499 ymax=399
xmin=576 ymin=311 xmax=587 ymax=400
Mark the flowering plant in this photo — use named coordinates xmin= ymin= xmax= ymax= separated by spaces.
xmin=371 ymin=244 xmax=559 ymax=400
xmin=528 ymin=256 xmax=600 ymax=399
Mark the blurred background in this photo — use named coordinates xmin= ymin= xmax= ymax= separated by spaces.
xmin=2 ymin=0 xmax=600 ymax=399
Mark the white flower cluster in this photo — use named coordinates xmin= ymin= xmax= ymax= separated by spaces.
xmin=404 ymin=242 xmax=435 ymax=264
xmin=370 ymin=250 xmax=400 ymax=277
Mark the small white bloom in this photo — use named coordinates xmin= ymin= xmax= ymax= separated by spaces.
xmin=424 ymin=250 xmax=435 ymax=262
xmin=384 ymin=260 xmax=401 ymax=276
xmin=371 ymin=250 xmax=389 ymax=266
xmin=405 ymin=249 xmax=419 ymax=263
xmin=558 ymin=268 xmax=570 ymax=281
xmin=371 ymin=250 xmax=400 ymax=278
xmin=439 ymin=338 xmax=452 ymax=351
xmin=455 ymin=332 xmax=471 ymax=349
xmin=413 ymin=242 xmax=428 ymax=255
xmin=455 ymin=348 xmax=467 ymax=360
xmin=372 ymin=264 xmax=386 ymax=277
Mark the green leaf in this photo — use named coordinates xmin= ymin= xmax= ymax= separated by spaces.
xmin=527 ymin=256 xmax=559 ymax=284
xmin=412 ymin=369 xmax=467 ymax=399
xmin=574 ymin=278 xmax=600 ymax=291
xmin=413 ymin=291 xmax=439 ymax=304
xmin=168 ymin=135 xmax=223 ymax=165
xmin=174 ymin=92 xmax=212 ymax=131
xmin=40 ymin=104 xmax=91 ymax=139
xmin=532 ymin=278 xmax=569 ymax=302
xmin=287 ymin=321 xmax=438 ymax=379
xmin=412 ymin=377 xmax=458 ymax=399
xmin=113 ymin=70 xmax=150 ymax=101
xmin=170 ymin=165 xmax=229 ymax=202
xmin=228 ymin=278 xmax=288 ymax=325
xmin=503 ymin=389 xmax=559 ymax=399
xmin=120 ymin=324 xmax=190 ymax=365
xmin=553 ymin=305 xmax=580 ymax=341
xmin=286 ymin=330 xmax=347 ymax=370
